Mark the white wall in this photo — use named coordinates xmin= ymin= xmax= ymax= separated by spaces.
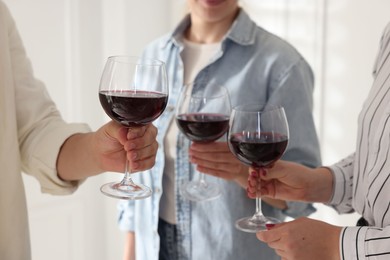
xmin=4 ymin=0 xmax=390 ymax=259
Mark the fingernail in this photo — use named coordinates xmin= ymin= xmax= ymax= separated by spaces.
xmin=265 ymin=224 xmax=275 ymax=230
xmin=127 ymin=130 xmax=138 ymax=139
xmin=261 ymin=169 xmax=267 ymax=177
xmin=250 ymin=171 xmax=258 ymax=177
xmin=128 ymin=127 xmax=144 ymax=138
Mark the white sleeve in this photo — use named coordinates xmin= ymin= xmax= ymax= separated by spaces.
xmin=340 ymin=226 xmax=390 ymax=259
xmin=6 ymin=2 xmax=91 ymax=194
xmin=327 ymin=153 xmax=355 ymax=214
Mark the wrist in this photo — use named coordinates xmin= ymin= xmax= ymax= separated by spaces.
xmin=330 ymin=225 xmax=342 ymax=260
xmin=59 ymin=132 xmax=102 ymax=180
xmin=309 ymin=167 xmax=334 ymax=203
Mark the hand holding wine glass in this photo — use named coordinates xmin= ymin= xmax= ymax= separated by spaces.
xmin=176 ymin=82 xmax=231 ymax=201
xmin=228 ymin=104 xmax=289 ymax=232
xmin=98 ymin=55 xmax=168 ymax=200
xmin=247 ymin=160 xmax=334 ymax=203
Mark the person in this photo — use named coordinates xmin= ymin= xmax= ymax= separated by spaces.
xmin=0 ymin=1 xmax=158 ymax=259
xmin=117 ymin=0 xmax=321 ymax=259
xmin=247 ymin=21 xmax=390 ymax=260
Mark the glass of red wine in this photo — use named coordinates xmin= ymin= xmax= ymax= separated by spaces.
xmin=99 ymin=55 xmax=168 ymax=199
xmin=176 ymin=82 xmax=231 ymax=201
xmin=228 ymin=104 xmax=289 ymax=232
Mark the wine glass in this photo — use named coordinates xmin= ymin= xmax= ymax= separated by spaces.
xmin=175 ymin=81 xmax=231 ymax=201
xmin=228 ymin=104 xmax=289 ymax=232
xmin=98 ymin=55 xmax=168 ymax=200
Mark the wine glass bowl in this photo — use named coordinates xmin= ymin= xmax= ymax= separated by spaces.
xmin=228 ymin=104 xmax=289 ymax=232
xmin=99 ymin=90 xmax=168 ymax=127
xmin=99 ymin=55 xmax=168 ymax=200
xmin=176 ymin=82 xmax=231 ymax=201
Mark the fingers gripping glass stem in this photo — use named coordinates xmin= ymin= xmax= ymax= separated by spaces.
xmin=100 ymin=159 xmax=152 ymax=199
xmin=235 ymin=171 xmax=280 ymax=232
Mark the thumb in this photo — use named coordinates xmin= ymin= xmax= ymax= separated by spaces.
xmin=256 ymin=222 xmax=286 ymax=242
xmin=259 ymin=163 xmax=286 ymax=181
xmin=102 ymin=121 xmax=127 ymax=144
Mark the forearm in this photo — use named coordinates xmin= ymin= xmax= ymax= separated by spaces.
xmin=123 ymin=232 xmax=136 ymax=260
xmin=270 ymin=161 xmax=334 ymax=203
xmin=308 ymin=167 xmax=334 ymax=203
xmin=57 ymin=133 xmax=102 ymax=181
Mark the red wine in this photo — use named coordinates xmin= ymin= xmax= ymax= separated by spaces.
xmin=176 ymin=113 xmax=230 ymax=143
xmin=229 ymin=132 xmax=288 ymax=167
xmin=99 ymin=90 xmax=168 ymax=127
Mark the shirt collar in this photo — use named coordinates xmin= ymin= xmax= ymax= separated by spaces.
xmin=161 ymin=9 xmax=256 ymax=49
xmin=225 ymin=9 xmax=256 ymax=46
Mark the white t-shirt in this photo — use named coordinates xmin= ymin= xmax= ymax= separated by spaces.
xmin=159 ymin=38 xmax=221 ymax=224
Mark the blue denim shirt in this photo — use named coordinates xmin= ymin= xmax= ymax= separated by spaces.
xmin=118 ymin=9 xmax=321 ymax=260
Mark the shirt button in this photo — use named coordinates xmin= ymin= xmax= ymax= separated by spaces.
xmin=154 ymin=188 xmax=161 ymax=193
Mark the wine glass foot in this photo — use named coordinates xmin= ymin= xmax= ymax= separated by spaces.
xmin=100 ymin=182 xmax=152 ymax=200
xmin=181 ymin=181 xmax=221 ymax=202
xmin=235 ymin=216 xmax=280 ymax=233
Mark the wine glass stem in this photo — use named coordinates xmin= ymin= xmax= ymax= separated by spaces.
xmin=199 ymin=171 xmax=206 ymax=185
xmin=120 ymin=159 xmax=135 ymax=186
xmin=195 ymin=168 xmax=209 ymax=188
xmin=253 ymin=198 xmax=263 ymax=218
xmin=253 ymin=169 xmax=263 ymax=218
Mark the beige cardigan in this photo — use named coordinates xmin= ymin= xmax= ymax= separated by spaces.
xmin=0 ymin=1 xmax=90 ymax=259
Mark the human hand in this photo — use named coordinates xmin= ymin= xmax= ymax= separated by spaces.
xmin=95 ymin=121 xmax=158 ymax=173
xmin=188 ymin=141 xmax=249 ymax=187
xmin=257 ymin=217 xmax=341 ymax=260
xmin=57 ymin=121 xmax=158 ymax=181
xmin=247 ymin=161 xmax=333 ymax=203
